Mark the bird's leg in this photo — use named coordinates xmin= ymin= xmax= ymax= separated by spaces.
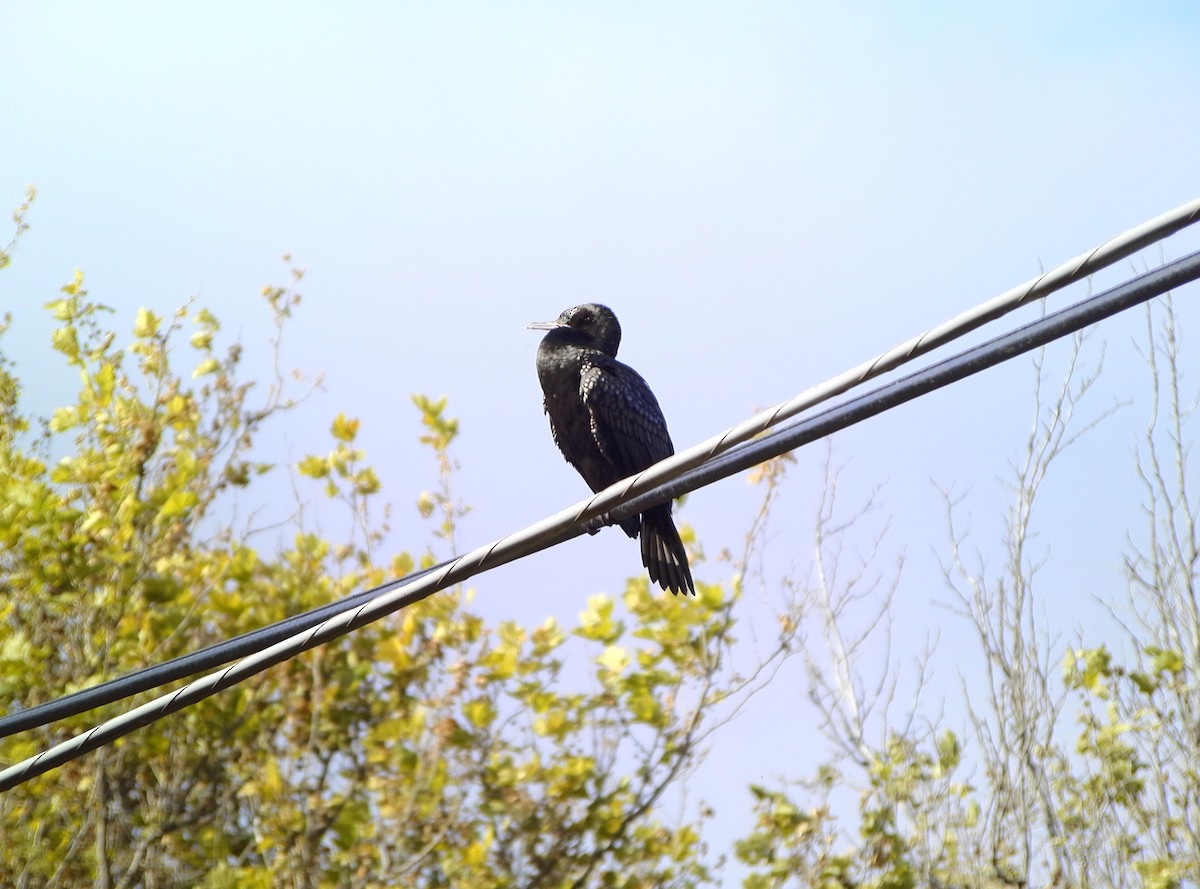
xmin=582 ymin=514 xmax=612 ymax=535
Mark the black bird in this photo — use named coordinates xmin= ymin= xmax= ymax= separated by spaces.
xmin=529 ymin=303 xmax=694 ymax=596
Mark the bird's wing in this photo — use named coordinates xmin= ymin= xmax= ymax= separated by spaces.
xmin=580 ymin=356 xmax=675 ymax=478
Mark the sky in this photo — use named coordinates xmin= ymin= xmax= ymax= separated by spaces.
xmin=4 ymin=2 xmax=1200 ymax=879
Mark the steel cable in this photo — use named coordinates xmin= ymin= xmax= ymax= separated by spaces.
xmin=3 ymin=198 xmax=1196 ymax=741
xmin=3 ymin=248 xmax=1197 ymax=790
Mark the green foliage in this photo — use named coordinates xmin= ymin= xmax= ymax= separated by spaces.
xmin=0 ymin=205 xmax=732 ymax=886
xmin=735 ymin=731 xmax=979 ymax=889
xmin=4 ymin=195 xmax=1199 ymax=888
xmin=733 ymin=315 xmax=1200 ymax=888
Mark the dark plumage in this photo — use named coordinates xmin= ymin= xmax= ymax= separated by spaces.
xmin=528 ymin=303 xmax=694 ymax=596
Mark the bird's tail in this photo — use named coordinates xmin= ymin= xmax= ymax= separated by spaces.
xmin=640 ymin=505 xmax=695 ymax=596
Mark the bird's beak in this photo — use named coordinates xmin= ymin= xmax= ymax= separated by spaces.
xmin=527 ymin=320 xmax=565 ymax=331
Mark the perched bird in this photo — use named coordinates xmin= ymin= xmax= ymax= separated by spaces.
xmin=528 ymin=303 xmax=694 ymax=596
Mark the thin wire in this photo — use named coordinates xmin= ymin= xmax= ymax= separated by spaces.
xmin=585 ymin=197 xmax=1200 ymax=514
xmin=3 ymin=197 xmax=1197 ymax=739
xmin=3 ymin=249 xmax=1198 ymax=791
xmin=611 ymin=250 xmax=1200 ymax=521
xmin=0 ymin=564 xmax=445 ymax=739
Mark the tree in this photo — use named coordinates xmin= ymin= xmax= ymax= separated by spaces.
xmin=733 ymin=308 xmax=1200 ymax=888
xmin=4 ymin=191 xmax=1198 ymax=888
xmin=0 ymin=196 xmax=800 ymax=887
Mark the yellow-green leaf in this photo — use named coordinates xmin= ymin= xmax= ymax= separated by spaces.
xmin=578 ymin=594 xmax=621 ymax=644
xmin=597 ymin=645 xmax=629 ymax=674
xmin=134 ymin=307 xmax=161 ymax=339
xmin=49 ymin=405 xmax=80 ymax=432
xmin=51 ymin=326 xmax=80 ymax=360
xmin=93 ymin=362 xmax=116 ymax=404
xmin=1147 ymin=646 xmax=1184 ymax=676
xmin=192 ymin=357 xmax=220 ymax=378
xmin=297 ymin=455 xmax=330 ymax=478
xmin=159 ymin=490 xmax=198 ymax=519
xmin=463 ymin=698 xmax=496 ymax=729
xmin=331 ymin=412 xmax=360 ymax=442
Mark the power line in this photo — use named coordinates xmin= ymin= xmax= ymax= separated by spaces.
xmin=3 ymin=248 xmax=1198 ymax=791
xmin=622 ymin=197 xmax=1200 ymax=505
xmin=4 ymin=197 xmax=1196 ymax=740
xmin=611 ymin=250 xmax=1200 ymax=520
xmin=0 ymin=564 xmax=445 ymax=739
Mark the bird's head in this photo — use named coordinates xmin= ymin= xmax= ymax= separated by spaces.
xmin=528 ymin=303 xmax=622 ymax=357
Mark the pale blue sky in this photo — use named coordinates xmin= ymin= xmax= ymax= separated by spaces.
xmin=4 ymin=2 xmax=1200 ymax=879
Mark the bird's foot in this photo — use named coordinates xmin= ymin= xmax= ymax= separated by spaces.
xmin=582 ymin=514 xmax=610 ymax=536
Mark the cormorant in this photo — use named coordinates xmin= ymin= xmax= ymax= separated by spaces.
xmin=528 ymin=303 xmax=695 ymax=596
